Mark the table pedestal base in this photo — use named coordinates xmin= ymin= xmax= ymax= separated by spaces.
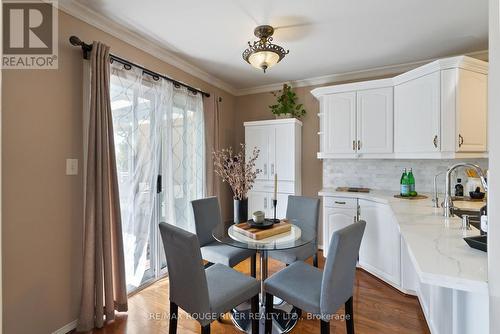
xmin=230 ymin=297 xmax=300 ymax=334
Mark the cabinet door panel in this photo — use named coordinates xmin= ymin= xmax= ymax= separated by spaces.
xmin=248 ymin=191 xmax=268 ymax=217
xmin=274 ymin=124 xmax=295 ymax=181
xmin=358 ymin=200 xmax=401 ymax=285
xmin=245 ymin=126 xmax=270 ymax=180
xmin=456 ymin=69 xmax=488 ymax=152
xmin=357 ymin=87 xmax=394 ymax=153
xmin=323 ymin=206 xmax=357 ymax=257
xmin=394 ymin=72 xmax=441 ymax=153
xmin=322 ymin=93 xmax=357 ymax=154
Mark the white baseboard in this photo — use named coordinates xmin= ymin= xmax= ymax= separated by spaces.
xmin=52 ymin=319 xmax=77 ymax=334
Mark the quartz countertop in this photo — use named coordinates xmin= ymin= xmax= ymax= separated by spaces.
xmin=319 ymin=188 xmax=488 ymax=293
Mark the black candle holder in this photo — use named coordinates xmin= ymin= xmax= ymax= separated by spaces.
xmin=272 ymin=199 xmax=279 ymax=223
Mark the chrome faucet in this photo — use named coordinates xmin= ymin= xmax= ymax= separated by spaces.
xmin=433 ymin=171 xmax=446 ymax=208
xmin=443 ymin=163 xmax=488 ymax=217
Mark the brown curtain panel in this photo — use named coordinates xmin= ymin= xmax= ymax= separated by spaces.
xmin=77 ymin=42 xmax=128 ymax=332
xmin=203 ymin=95 xmax=221 ymax=198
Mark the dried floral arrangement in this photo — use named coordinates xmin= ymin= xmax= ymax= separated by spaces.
xmin=213 ymin=144 xmax=261 ymax=200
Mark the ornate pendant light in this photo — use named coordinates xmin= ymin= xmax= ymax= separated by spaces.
xmin=242 ymin=25 xmax=289 ymax=73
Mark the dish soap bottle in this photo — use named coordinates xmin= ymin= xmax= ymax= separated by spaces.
xmin=408 ymin=168 xmax=416 ymax=196
xmin=400 ymin=168 xmax=409 ymax=197
xmin=455 ymin=178 xmax=464 ymax=197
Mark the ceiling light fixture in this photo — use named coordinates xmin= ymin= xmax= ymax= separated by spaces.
xmin=242 ymin=25 xmax=289 ymax=73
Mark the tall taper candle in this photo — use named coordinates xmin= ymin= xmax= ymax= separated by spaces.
xmin=274 ymin=173 xmax=278 ymax=200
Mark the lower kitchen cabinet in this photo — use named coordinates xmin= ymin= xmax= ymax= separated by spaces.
xmin=323 ymin=199 xmax=357 ymax=257
xmin=358 ymin=199 xmax=401 ymax=287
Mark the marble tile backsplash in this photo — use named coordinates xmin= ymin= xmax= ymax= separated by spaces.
xmin=323 ymin=159 xmax=489 ymax=194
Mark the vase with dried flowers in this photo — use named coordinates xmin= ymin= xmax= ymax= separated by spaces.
xmin=213 ymin=144 xmax=261 ymax=223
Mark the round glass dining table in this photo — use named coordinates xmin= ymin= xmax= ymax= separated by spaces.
xmin=212 ymin=220 xmax=315 ymax=334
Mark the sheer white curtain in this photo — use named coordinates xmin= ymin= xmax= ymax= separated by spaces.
xmin=165 ymin=85 xmax=205 ymax=233
xmin=110 ymin=62 xmax=171 ymax=288
xmin=109 ymin=62 xmax=204 ymax=290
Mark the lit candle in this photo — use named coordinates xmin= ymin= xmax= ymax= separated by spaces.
xmin=274 ymin=173 xmax=278 ymax=200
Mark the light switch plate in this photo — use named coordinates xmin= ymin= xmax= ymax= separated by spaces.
xmin=66 ymin=159 xmax=78 ymax=175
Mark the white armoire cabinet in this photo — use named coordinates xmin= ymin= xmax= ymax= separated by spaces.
xmin=245 ymin=119 xmax=302 ymax=219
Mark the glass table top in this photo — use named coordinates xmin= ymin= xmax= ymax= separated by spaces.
xmin=212 ymin=219 xmax=314 ymax=251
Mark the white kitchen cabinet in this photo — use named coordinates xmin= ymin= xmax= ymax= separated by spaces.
xmin=322 ymin=197 xmax=358 ymax=257
xmin=400 ymin=236 xmax=418 ymax=296
xmin=394 ymin=71 xmax=441 ymax=154
xmin=245 ymin=119 xmax=301 ymax=219
xmin=358 ymin=199 xmax=401 ymax=287
xmin=320 ymin=92 xmax=357 ymax=155
xmin=312 ymin=56 xmax=488 ymax=159
xmin=455 ymin=69 xmax=488 ymax=152
xmin=315 ymin=86 xmax=393 ymax=158
xmin=357 ymin=87 xmax=394 ymax=154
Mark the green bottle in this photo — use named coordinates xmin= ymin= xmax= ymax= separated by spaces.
xmin=400 ymin=168 xmax=409 ymax=197
xmin=408 ymin=168 xmax=416 ymax=196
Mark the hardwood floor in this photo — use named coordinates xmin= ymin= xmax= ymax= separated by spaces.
xmin=83 ymin=253 xmax=430 ymax=334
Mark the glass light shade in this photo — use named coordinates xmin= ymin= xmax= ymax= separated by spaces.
xmin=248 ymin=51 xmax=280 ymax=71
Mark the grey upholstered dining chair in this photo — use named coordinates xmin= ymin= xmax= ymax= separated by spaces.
xmin=264 ymin=221 xmax=366 ymax=334
xmin=159 ymin=222 xmax=260 ymax=334
xmin=192 ymin=197 xmax=257 ymax=276
xmin=269 ymin=195 xmax=320 ymax=267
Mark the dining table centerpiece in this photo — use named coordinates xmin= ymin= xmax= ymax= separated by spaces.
xmin=213 ymin=144 xmax=261 ymax=223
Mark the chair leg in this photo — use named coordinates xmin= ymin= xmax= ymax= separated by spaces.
xmin=251 ymin=254 xmax=256 ymax=278
xmin=320 ymin=320 xmax=330 ymax=334
xmin=201 ymin=324 xmax=211 ymax=334
xmin=169 ymin=302 xmax=178 ymax=334
xmin=313 ymin=252 xmax=319 ymax=268
xmin=265 ymin=293 xmax=274 ymax=334
xmin=251 ymin=294 xmax=259 ymax=334
xmin=345 ymin=296 xmax=354 ymax=334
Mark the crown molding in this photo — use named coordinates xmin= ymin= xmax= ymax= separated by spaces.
xmin=58 ymin=0 xmax=237 ymax=95
xmin=234 ymin=50 xmax=488 ymax=96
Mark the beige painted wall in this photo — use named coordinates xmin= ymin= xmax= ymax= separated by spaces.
xmin=2 ymin=11 xmax=235 ymax=334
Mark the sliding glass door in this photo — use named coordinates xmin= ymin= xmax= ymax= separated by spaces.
xmin=110 ymin=63 xmax=204 ymax=293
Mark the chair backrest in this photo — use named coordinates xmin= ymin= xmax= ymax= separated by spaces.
xmin=191 ymin=197 xmax=221 ymax=246
xmin=159 ymin=222 xmax=211 ymax=316
xmin=286 ymin=196 xmax=320 ymax=245
xmin=320 ymin=221 xmax=366 ymax=316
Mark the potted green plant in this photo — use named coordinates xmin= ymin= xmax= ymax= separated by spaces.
xmin=269 ymin=84 xmax=306 ymax=119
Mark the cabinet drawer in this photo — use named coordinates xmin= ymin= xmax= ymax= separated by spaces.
xmin=323 ymin=196 xmax=357 ymax=209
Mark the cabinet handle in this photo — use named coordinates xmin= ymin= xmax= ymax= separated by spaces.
xmin=354 ymin=216 xmax=357 ymax=223
xmin=459 ymin=134 xmax=464 ymax=148
xmin=271 ymin=163 xmax=275 ymax=175
xmin=433 ymin=135 xmax=438 ymax=148
xmin=357 ymin=140 xmax=361 ymax=150
xmin=264 ymin=197 xmax=267 ymax=209
xmin=334 ymin=201 xmax=346 ymax=205
xmin=263 ymin=164 xmax=267 ymax=175
xmin=352 ymin=140 xmax=356 ymax=151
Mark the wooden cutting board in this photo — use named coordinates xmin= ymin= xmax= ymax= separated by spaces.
xmin=394 ymin=194 xmax=428 ymax=200
xmin=233 ymin=221 xmax=292 ymax=240
xmin=336 ymin=187 xmax=370 ymax=193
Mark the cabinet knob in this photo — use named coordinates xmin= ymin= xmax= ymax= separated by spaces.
xmin=357 ymin=140 xmax=362 ymax=150
xmin=352 ymin=140 xmax=356 ymax=151
xmin=458 ymin=134 xmax=464 ymax=147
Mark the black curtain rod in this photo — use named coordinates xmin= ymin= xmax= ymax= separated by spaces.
xmin=69 ymin=36 xmax=210 ymax=98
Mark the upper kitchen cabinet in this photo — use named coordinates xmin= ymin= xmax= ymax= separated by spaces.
xmin=312 ymin=80 xmax=394 ymax=159
xmin=393 ymin=56 xmax=488 ymax=158
xmin=312 ymin=56 xmax=488 ymax=159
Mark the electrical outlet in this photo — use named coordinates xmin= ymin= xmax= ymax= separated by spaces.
xmin=66 ymin=159 xmax=78 ymax=175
